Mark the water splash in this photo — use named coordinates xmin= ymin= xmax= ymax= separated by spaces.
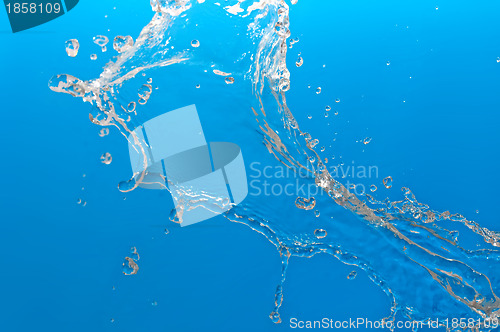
xmin=49 ymin=0 xmax=500 ymax=328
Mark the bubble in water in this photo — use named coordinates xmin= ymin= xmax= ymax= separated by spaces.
xmin=316 ymin=87 xmax=321 ymax=94
xmin=307 ymin=115 xmax=312 ymax=119
xmin=335 ymin=98 xmax=340 ymax=103
xmin=90 ymin=54 xmax=97 ymax=60
xmin=347 ymin=271 xmax=358 ymax=280
xmin=65 ymin=39 xmax=79 ymax=57
xmin=295 ymin=197 xmax=316 ymax=210
xmin=93 ymin=35 xmax=109 ymax=52
xmin=497 ymin=57 xmax=500 ymax=63
xmin=307 ymin=139 xmax=319 ymax=149
xmin=269 ymin=312 xmax=281 ymax=324
xmin=225 ymin=77 xmax=235 ymax=84
xmin=325 ymin=105 xmax=331 ymax=111
xmin=386 ymin=61 xmax=391 ymax=66
xmin=99 ymin=128 xmax=109 ymax=137
xmin=113 ymin=35 xmax=134 ymax=53
xmin=169 ymin=209 xmax=180 ymax=223
xmin=127 ymin=101 xmax=136 ymax=112
xmin=314 ymin=229 xmax=327 ymax=239
xmin=370 ymin=184 xmax=377 ymax=192
xmin=196 ymin=84 xmax=201 ymax=88
xmin=118 ymin=178 xmax=136 ymax=192
xmin=191 ymin=39 xmax=200 ymax=47
xmin=164 ymin=228 xmax=170 ymax=235
xmin=147 ymin=78 xmax=153 ymax=84
xmin=122 ymin=257 xmax=139 ymax=275
xmin=383 ymin=176 xmax=393 ymax=189
xmin=314 ymin=210 xmax=320 ymax=217
xmin=110 ymin=318 xmax=115 ymax=323
xmin=296 ymin=56 xmax=303 ymax=67
xmin=363 ymin=137 xmax=372 ymax=145
xmin=100 ymin=152 xmax=112 ymax=165
xmin=129 ymin=246 xmax=140 ymax=261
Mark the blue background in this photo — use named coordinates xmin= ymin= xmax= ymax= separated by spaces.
xmin=0 ymin=0 xmax=499 ymax=331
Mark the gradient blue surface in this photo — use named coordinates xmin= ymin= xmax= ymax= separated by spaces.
xmin=0 ymin=1 xmax=499 ymax=331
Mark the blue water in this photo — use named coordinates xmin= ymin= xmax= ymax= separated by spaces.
xmin=1 ymin=0 xmax=500 ymax=331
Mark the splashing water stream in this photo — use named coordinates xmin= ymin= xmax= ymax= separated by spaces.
xmin=49 ymin=0 xmax=500 ymax=330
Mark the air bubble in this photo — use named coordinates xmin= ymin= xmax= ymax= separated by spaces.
xmin=335 ymin=98 xmax=340 ymax=103
xmin=370 ymin=185 xmax=377 ymax=192
xmin=316 ymin=87 xmax=321 ymax=94
xmin=225 ymin=77 xmax=235 ymax=84
xmin=191 ymin=39 xmax=200 ymax=47
xmin=314 ymin=210 xmax=320 ymax=217
xmin=113 ymin=35 xmax=134 ymax=53
xmin=314 ymin=229 xmax=327 ymax=239
xmin=93 ymin=35 xmax=109 ymax=52
xmin=90 ymin=54 xmax=97 ymax=60
xmin=347 ymin=271 xmax=357 ymax=280
xmin=100 ymin=152 xmax=112 ymax=165
xmin=296 ymin=56 xmax=303 ymax=67
xmin=99 ymin=128 xmax=110 ymax=137
xmin=363 ymin=137 xmax=372 ymax=145
xmin=65 ymin=39 xmax=79 ymax=57
xmin=295 ymin=197 xmax=316 ymax=210
xmin=325 ymin=105 xmax=331 ymax=111
xmin=383 ymin=176 xmax=393 ymax=189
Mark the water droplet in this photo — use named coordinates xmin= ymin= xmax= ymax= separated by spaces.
xmin=316 ymin=87 xmax=321 ymax=94
xmin=363 ymin=137 xmax=372 ymax=145
xmin=110 ymin=318 xmax=115 ymax=323
xmin=147 ymin=78 xmax=153 ymax=84
xmin=100 ymin=152 xmax=112 ymax=165
xmin=314 ymin=229 xmax=327 ymax=239
xmin=118 ymin=178 xmax=136 ymax=192
xmin=122 ymin=257 xmax=139 ymax=275
xmin=307 ymin=139 xmax=319 ymax=149
xmin=269 ymin=312 xmax=281 ymax=324
xmin=324 ymin=112 xmax=329 ymax=118
xmin=191 ymin=39 xmax=200 ymax=47
xmin=93 ymin=35 xmax=109 ymax=52
xmin=383 ymin=176 xmax=393 ymax=189
xmin=347 ymin=271 xmax=357 ymax=280
xmin=90 ymin=54 xmax=97 ymax=60
xmin=314 ymin=210 xmax=320 ymax=217
xmin=99 ymin=128 xmax=110 ymax=137
xmin=497 ymin=57 xmax=500 ymax=63
xmin=370 ymin=185 xmax=377 ymax=192
xmin=435 ymin=6 xmax=439 ymax=10
xmin=296 ymin=56 xmax=303 ymax=67
xmin=307 ymin=115 xmax=312 ymax=119
xmin=65 ymin=39 xmax=79 ymax=57
xmin=169 ymin=209 xmax=180 ymax=223
xmin=386 ymin=61 xmax=391 ymax=66
xmin=195 ymin=84 xmax=200 ymax=88
xmin=325 ymin=105 xmax=331 ymax=111
xmin=127 ymin=101 xmax=136 ymax=112
xmin=164 ymin=228 xmax=170 ymax=235
xmin=335 ymin=98 xmax=340 ymax=103
xmin=113 ymin=35 xmax=134 ymax=53
xmin=320 ymin=146 xmax=326 ymax=152
xmin=295 ymin=197 xmax=316 ymax=210
xmin=225 ymin=77 xmax=235 ymax=84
